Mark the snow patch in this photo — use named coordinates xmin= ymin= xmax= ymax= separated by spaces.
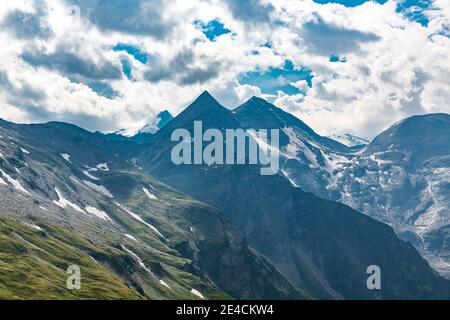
xmin=114 ymin=126 xmax=142 ymax=138
xmin=96 ymin=163 xmax=109 ymax=171
xmin=329 ymin=134 xmax=369 ymax=147
xmin=122 ymin=246 xmax=154 ymax=275
xmin=30 ymin=224 xmax=42 ymax=231
xmin=115 ymin=203 xmax=164 ymax=238
xmin=143 ymin=187 xmax=157 ymax=200
xmin=86 ymin=206 xmax=112 ymax=221
xmin=160 ymin=280 xmax=170 ymax=289
xmin=70 ymin=176 xmax=79 ymax=184
xmin=53 ymin=187 xmax=85 ymax=214
xmin=121 ymin=245 xmax=169 ymax=288
xmin=82 ymin=170 xmax=99 ymax=180
xmin=125 ymin=234 xmax=139 ymax=242
xmin=83 ymin=180 xmax=114 ymax=198
xmin=0 ymin=169 xmax=30 ymax=194
xmin=83 ymin=165 xmax=98 ymax=172
xmin=190 ymin=289 xmax=205 ymax=299
xmin=61 ymin=153 xmax=72 ymax=163
xmin=281 ymin=169 xmax=299 ymax=187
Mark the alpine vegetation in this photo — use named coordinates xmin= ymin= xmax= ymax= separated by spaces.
xmin=171 ymin=121 xmax=280 ymax=175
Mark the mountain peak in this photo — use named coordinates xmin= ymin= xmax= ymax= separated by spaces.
xmin=249 ymin=95 xmax=268 ymax=103
xmin=181 ymin=90 xmax=225 ymax=116
xmin=366 ymin=113 xmax=450 ymax=157
xmin=245 ymin=96 xmax=272 ymax=108
xmin=195 ymin=90 xmax=216 ymax=103
xmin=153 ymin=90 xmax=240 ymax=134
xmin=111 ymin=110 xmax=174 ymax=138
xmin=155 ymin=110 xmax=174 ymax=129
xmin=234 ymin=96 xmax=350 ymax=152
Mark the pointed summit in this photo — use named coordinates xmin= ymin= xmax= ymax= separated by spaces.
xmin=234 ymin=96 xmax=288 ymax=129
xmin=180 ymin=90 xmax=225 ymax=117
xmin=248 ymin=95 xmax=270 ymax=104
xmin=235 ymin=96 xmax=273 ymax=113
xmin=155 ymin=110 xmax=174 ymax=130
xmin=196 ymin=90 xmax=216 ymax=102
xmin=234 ymin=95 xmax=349 ymax=152
xmin=183 ymin=90 xmax=226 ymax=114
xmin=245 ymin=96 xmax=274 ymax=110
xmin=154 ymin=90 xmax=241 ymax=135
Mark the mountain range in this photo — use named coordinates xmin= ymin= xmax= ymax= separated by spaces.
xmin=0 ymin=91 xmax=449 ymax=299
xmin=0 ymin=118 xmax=302 ymax=299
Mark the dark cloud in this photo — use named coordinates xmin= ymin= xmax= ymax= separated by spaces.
xmin=21 ymin=49 xmax=123 ymax=80
xmin=179 ymin=67 xmax=221 ymax=85
xmin=225 ymin=0 xmax=274 ymax=23
xmin=0 ymin=72 xmax=10 ymax=87
xmin=0 ymin=71 xmax=46 ymax=103
xmin=85 ymin=81 xmax=119 ymax=99
xmin=67 ymin=0 xmax=171 ymax=38
xmin=302 ymin=19 xmax=381 ymax=56
xmin=0 ymin=70 xmax=48 ymax=122
xmin=2 ymin=0 xmax=53 ymax=39
xmin=67 ymin=76 xmax=119 ymax=99
xmin=144 ymin=49 xmax=221 ymax=85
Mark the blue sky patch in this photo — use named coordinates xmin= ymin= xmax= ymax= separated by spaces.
xmin=330 ymin=55 xmax=347 ymax=62
xmin=396 ymin=0 xmax=432 ymax=27
xmin=194 ymin=19 xmax=231 ymax=41
xmin=239 ymin=60 xmax=313 ymax=96
xmin=312 ymin=0 xmax=387 ymax=7
xmin=120 ymin=58 xmax=133 ymax=80
xmin=113 ymin=43 xmax=148 ymax=64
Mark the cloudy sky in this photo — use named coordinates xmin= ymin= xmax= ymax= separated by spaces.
xmin=0 ymin=0 xmax=449 ymax=138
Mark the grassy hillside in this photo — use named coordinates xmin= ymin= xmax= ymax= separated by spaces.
xmin=0 ymin=215 xmax=141 ymax=299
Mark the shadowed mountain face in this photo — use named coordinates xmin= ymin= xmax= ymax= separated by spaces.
xmin=0 ymin=119 xmax=303 ymax=300
xmin=131 ymin=92 xmax=450 ymax=299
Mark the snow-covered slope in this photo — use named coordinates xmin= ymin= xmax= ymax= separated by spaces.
xmin=235 ymin=97 xmax=352 ymax=202
xmin=328 ymin=134 xmax=370 ymax=147
xmin=336 ymin=114 xmax=450 ymax=278
xmin=113 ymin=110 xmax=173 ymax=137
xmin=236 ymin=102 xmax=450 ymax=279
